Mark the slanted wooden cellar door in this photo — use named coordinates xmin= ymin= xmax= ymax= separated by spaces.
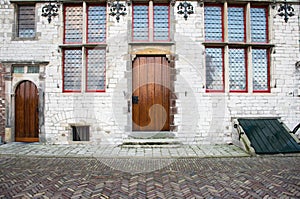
xmin=132 ymin=56 xmax=170 ymax=131
xmin=15 ymin=81 xmax=39 ymax=142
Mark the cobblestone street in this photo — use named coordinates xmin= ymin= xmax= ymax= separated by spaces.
xmin=1 ymin=154 xmax=300 ymax=198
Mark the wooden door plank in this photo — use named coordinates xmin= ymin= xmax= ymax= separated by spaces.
xmin=25 ymin=81 xmax=32 ymax=138
xmin=164 ymin=57 xmax=170 ymax=130
xmin=154 ymin=56 xmax=163 ymax=130
xmin=139 ymin=57 xmax=149 ymax=129
xmin=34 ymin=86 xmax=39 ymax=138
xmin=161 ymin=57 xmax=169 ymax=131
xmin=15 ymin=83 xmax=24 ymax=139
xmin=132 ymin=57 xmax=140 ymax=130
xmin=147 ymin=57 xmax=155 ymax=130
xmin=31 ymin=83 xmax=38 ymax=138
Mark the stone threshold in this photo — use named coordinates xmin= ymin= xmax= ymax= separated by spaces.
xmin=123 ymin=132 xmax=181 ymax=148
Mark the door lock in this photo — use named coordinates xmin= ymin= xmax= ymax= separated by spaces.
xmin=132 ymin=96 xmax=139 ymax=104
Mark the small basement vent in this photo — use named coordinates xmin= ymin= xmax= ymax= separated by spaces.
xmin=72 ymin=126 xmax=90 ymax=141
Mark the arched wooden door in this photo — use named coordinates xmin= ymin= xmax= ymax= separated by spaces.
xmin=15 ymin=81 xmax=39 ymax=142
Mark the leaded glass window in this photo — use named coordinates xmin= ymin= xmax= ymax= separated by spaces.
xmin=64 ymin=5 xmax=83 ymax=44
xmin=204 ymin=3 xmax=270 ymax=93
xmin=204 ymin=6 xmax=223 ymax=41
xmin=86 ymin=48 xmax=106 ymax=91
xmin=12 ymin=66 xmax=39 ymax=74
xmin=63 ymin=3 xmax=107 ymax=93
xmin=250 ymin=7 xmax=267 ymax=43
xmin=154 ymin=5 xmax=169 ymax=41
xmin=18 ymin=5 xmax=35 ymax=38
xmin=13 ymin=66 xmax=24 ymax=74
xmin=27 ymin=66 xmax=39 ymax=73
xmin=87 ymin=5 xmax=106 ymax=43
xmin=133 ymin=5 xmax=149 ymax=41
xmin=63 ymin=49 xmax=82 ymax=92
xmin=229 ymin=48 xmax=246 ymax=91
xmin=228 ymin=6 xmax=245 ymax=42
xmin=252 ymin=49 xmax=269 ymax=91
xmin=132 ymin=4 xmax=170 ymax=41
xmin=205 ymin=48 xmax=224 ymax=91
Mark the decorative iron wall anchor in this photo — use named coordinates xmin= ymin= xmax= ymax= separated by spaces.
xmin=177 ymin=1 xmax=194 ymax=20
xmin=277 ymin=0 xmax=295 ymax=23
xmin=109 ymin=0 xmax=127 ymax=23
xmin=41 ymin=1 xmax=59 ymax=24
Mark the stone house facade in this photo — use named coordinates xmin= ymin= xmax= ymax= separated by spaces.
xmin=0 ymin=0 xmax=299 ymax=145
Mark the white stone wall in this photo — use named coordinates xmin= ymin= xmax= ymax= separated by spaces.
xmin=0 ymin=1 xmax=299 ymax=145
xmin=174 ymin=2 xmax=230 ymax=144
xmin=44 ymin=4 xmax=129 ymax=144
xmin=174 ymin=2 xmax=300 ymax=144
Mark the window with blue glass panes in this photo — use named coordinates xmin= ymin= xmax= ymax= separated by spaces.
xmin=204 ymin=3 xmax=270 ymax=93
xmin=17 ymin=5 xmax=35 ymax=38
xmin=133 ymin=4 xmax=170 ymax=41
xmin=63 ymin=3 xmax=107 ymax=92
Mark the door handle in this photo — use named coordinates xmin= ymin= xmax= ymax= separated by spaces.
xmin=132 ymin=96 xmax=139 ymax=104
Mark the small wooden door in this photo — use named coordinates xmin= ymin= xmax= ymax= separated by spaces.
xmin=15 ymin=81 xmax=39 ymax=142
xmin=132 ymin=56 xmax=170 ymax=131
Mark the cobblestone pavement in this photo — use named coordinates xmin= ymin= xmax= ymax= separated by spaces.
xmin=0 ymin=143 xmax=249 ymax=158
xmin=0 ymin=155 xmax=300 ymax=198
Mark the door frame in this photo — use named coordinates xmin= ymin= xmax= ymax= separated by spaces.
xmin=1 ymin=62 xmax=47 ymax=143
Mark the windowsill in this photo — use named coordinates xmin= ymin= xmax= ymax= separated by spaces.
xmin=12 ymin=36 xmax=38 ymax=41
xmin=1 ymin=60 xmax=49 ymax=65
xmin=202 ymin=42 xmax=275 ymax=48
xmin=129 ymin=41 xmax=175 ymax=46
xmin=204 ymin=92 xmax=274 ymax=95
xmin=59 ymin=43 xmax=107 ymax=48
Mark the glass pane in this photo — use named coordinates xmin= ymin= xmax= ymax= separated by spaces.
xmin=228 ymin=7 xmax=245 ymax=42
xmin=87 ymin=48 xmax=106 ymax=91
xmin=133 ymin=5 xmax=149 ymax=41
xmin=251 ymin=7 xmax=267 ymax=43
xmin=18 ymin=6 xmax=35 ymax=38
xmin=13 ymin=66 xmax=24 ymax=74
xmin=206 ymin=48 xmax=224 ymax=91
xmin=64 ymin=6 xmax=83 ymax=44
xmin=154 ymin=5 xmax=169 ymax=41
xmin=27 ymin=66 xmax=39 ymax=73
xmin=204 ymin=6 xmax=223 ymax=41
xmin=63 ymin=49 xmax=82 ymax=91
xmin=252 ymin=49 xmax=268 ymax=91
xmin=88 ymin=5 xmax=106 ymax=43
xmin=229 ymin=48 xmax=246 ymax=91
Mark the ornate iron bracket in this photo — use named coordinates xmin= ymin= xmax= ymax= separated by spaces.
xmin=177 ymin=1 xmax=194 ymax=20
xmin=109 ymin=0 xmax=127 ymax=23
xmin=277 ymin=0 xmax=295 ymax=23
xmin=41 ymin=1 xmax=59 ymax=24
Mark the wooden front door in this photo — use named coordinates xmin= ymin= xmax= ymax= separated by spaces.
xmin=132 ymin=56 xmax=170 ymax=131
xmin=15 ymin=81 xmax=39 ymax=142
